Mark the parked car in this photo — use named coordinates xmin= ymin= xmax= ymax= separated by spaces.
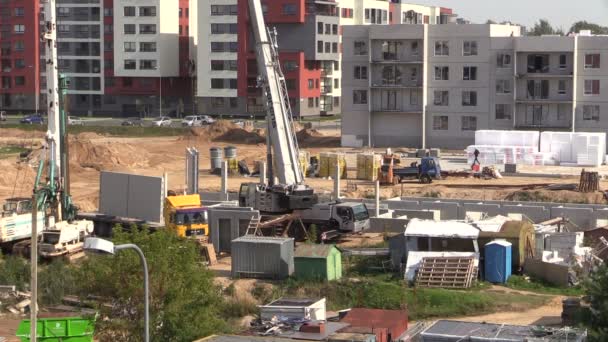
xmin=181 ymin=115 xmax=202 ymax=127
xmin=200 ymin=115 xmax=216 ymax=125
xmin=231 ymin=119 xmax=245 ymax=128
xmin=0 ymin=111 xmax=6 ymax=121
xmin=152 ymin=116 xmax=172 ymax=127
xmin=67 ymin=116 xmax=84 ymax=126
xmin=121 ymin=117 xmax=145 ymax=127
xmin=20 ymin=114 xmax=44 ymax=125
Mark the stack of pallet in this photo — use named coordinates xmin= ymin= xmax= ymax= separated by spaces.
xmin=415 ymin=256 xmax=477 ymax=288
xmin=319 ymin=152 xmax=346 ymax=178
xmin=356 ymin=153 xmax=380 ymax=181
xmin=578 ymin=169 xmax=600 ymax=193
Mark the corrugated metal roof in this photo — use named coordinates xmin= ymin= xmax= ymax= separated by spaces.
xmin=295 ymin=244 xmax=337 ymax=258
xmin=232 ymin=236 xmax=294 ymax=244
xmin=405 ymin=219 xmax=479 ymax=239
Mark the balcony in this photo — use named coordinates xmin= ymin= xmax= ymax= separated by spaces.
xmin=321 ymin=85 xmax=332 ymax=94
xmin=371 ymin=80 xmax=422 ymax=88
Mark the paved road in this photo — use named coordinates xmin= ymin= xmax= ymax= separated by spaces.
xmin=1 ymin=116 xmax=341 ymax=131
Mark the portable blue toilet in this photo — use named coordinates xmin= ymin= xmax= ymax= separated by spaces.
xmin=484 ymin=240 xmax=512 ymax=283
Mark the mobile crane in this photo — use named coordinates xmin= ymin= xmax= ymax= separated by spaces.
xmin=238 ymin=0 xmax=370 ymax=237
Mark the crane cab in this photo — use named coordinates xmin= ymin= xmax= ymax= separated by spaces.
xmin=2 ymin=198 xmax=33 ymax=217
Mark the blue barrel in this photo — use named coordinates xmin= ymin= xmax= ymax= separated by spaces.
xmin=210 ymin=147 xmax=223 ymax=171
xmin=224 ymin=146 xmax=237 ymax=159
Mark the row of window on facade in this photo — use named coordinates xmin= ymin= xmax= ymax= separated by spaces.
xmin=317 ymin=22 xmax=338 ymax=35
xmin=123 ymin=24 xmax=157 ymax=35
xmin=210 ymin=78 xmax=237 ymax=89
xmin=317 ymin=41 xmax=339 ymax=54
xmin=0 ymin=75 xmax=26 ymax=89
xmin=123 ymin=59 xmax=157 ymax=70
xmin=122 ymin=6 xmax=157 ymax=17
xmin=123 ymin=42 xmax=157 ymax=53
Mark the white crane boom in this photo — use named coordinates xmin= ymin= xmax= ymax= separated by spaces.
xmin=43 ymin=0 xmax=61 ymax=178
xmin=248 ymin=0 xmax=303 ymax=186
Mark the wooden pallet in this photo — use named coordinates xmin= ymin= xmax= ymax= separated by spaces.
xmin=415 ymin=256 xmax=477 ymax=288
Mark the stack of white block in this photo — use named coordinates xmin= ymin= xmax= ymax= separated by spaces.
xmin=540 ymin=132 xmax=606 ymax=167
xmin=467 ymin=130 xmax=543 ymax=165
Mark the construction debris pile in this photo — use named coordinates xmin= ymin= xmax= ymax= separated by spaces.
xmin=0 ymin=287 xmax=33 ymax=316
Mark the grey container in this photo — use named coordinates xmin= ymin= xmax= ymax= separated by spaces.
xmin=231 ymin=236 xmax=294 ymax=279
xmin=224 ymin=146 xmax=237 ymax=159
xmin=504 ymin=163 xmax=517 ymax=173
xmin=210 ymin=147 xmax=223 ymax=171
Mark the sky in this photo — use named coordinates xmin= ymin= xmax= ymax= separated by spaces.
xmin=411 ymin=0 xmax=608 ymax=30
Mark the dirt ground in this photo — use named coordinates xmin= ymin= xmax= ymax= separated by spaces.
xmin=2 ymin=122 xmax=607 ymax=209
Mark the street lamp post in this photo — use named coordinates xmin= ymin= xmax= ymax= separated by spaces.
xmin=84 ymin=238 xmax=149 ymax=342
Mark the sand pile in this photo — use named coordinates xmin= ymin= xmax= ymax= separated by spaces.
xmin=296 ymin=128 xmax=340 ymax=148
xmin=69 ymin=136 xmax=150 ymax=171
xmin=0 ymin=128 xmax=45 ymax=140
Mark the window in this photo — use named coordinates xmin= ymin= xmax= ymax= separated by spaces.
xmin=495 ymin=104 xmax=512 ymax=120
xmin=308 ymin=79 xmax=314 ymax=89
xmin=461 ymin=116 xmax=477 ymax=131
xmin=124 ymin=42 xmax=136 ymax=52
xmin=124 ymin=59 xmax=136 ymax=70
xmin=583 ymin=105 xmax=600 ymax=121
xmin=317 ymin=22 xmax=323 ymax=34
xmin=211 ymin=23 xmax=237 ymax=34
xmin=497 ymin=53 xmax=512 ymax=67
xmin=317 ymin=41 xmax=323 ymax=53
xmin=140 ymin=60 xmax=157 ymax=70
xmin=124 ymin=24 xmax=135 ymax=34
xmin=354 ymin=41 xmax=367 ymax=55
xmin=325 ymin=42 xmax=331 ymax=53
xmin=140 ymin=42 xmax=156 ymax=52
xmin=325 ymin=24 xmax=331 ymax=34
xmin=334 ymin=78 xmax=339 ymax=89
xmin=333 ymin=97 xmax=340 ymax=107
xmin=496 ymin=80 xmax=511 ymax=94
xmin=527 ymin=54 xmax=550 ymax=73
xmin=139 ymin=24 xmax=156 ymax=34
xmin=229 ymin=79 xmax=237 ymax=89
xmin=104 ymin=8 xmax=113 ymax=16
xmin=210 ymin=42 xmax=238 ymax=52
xmin=58 ymin=7 xmax=70 ymax=16
xmin=410 ymin=91 xmax=419 ymax=105
xmin=308 ymin=97 xmax=314 ymax=108
xmin=332 ymin=43 xmax=338 ymax=53
xmin=139 ymin=6 xmax=156 ymax=17
xmin=559 ymin=54 xmax=567 ymax=69
xmin=434 ymin=66 xmax=449 ymax=80
xmin=558 ymin=80 xmax=567 ymax=95
xmin=286 ymin=79 xmax=296 ymax=90
xmin=381 ymin=90 xmax=397 ymax=110
xmin=585 ymin=54 xmax=600 ymax=69
xmin=332 ymin=24 xmax=338 ymax=35
xmin=354 ymin=66 xmax=367 ymax=80
xmin=14 ymin=7 xmax=24 ymax=16
xmin=58 ymin=24 xmax=70 ymax=32
xmin=179 ymin=8 xmax=183 ymax=17
xmin=14 ymin=76 xmax=25 ymax=86
xmin=527 ymin=80 xmax=549 ymax=99
xmin=14 ymin=41 xmax=24 ymax=51
xmin=283 ymin=4 xmax=297 ymax=15
xmin=411 ymin=41 xmax=419 ymax=56
xmin=584 ymin=80 xmax=600 ymax=95
xmin=211 ymin=97 xmax=225 ymax=108
xmin=433 ymin=90 xmax=449 ymax=106
xmin=463 ymin=66 xmax=477 ymax=81
xmin=211 ymin=79 xmax=224 ymax=89
xmin=13 ymin=25 xmax=25 ymax=34
xmin=229 ymin=97 xmax=237 ymax=108
xmin=124 ymin=6 xmax=135 ymax=16
xmin=211 ymin=5 xmax=238 ymax=15
xmin=557 ymin=104 xmax=568 ymax=120
xmin=14 ymin=59 xmax=24 ymax=69
xmin=334 ymin=61 xmax=339 ymax=71
xmin=284 ymin=61 xmax=297 ymax=72
xmin=104 ymin=25 xmax=113 ymax=34
xmin=434 ymin=41 xmax=449 ymax=56
xmin=433 ymin=116 xmax=448 ymax=130
xmin=341 ymin=8 xmax=353 ymax=18
xmin=462 ymin=91 xmax=477 ymax=106
xmin=353 ymin=90 xmax=368 ymax=104
xmin=410 ymin=67 xmax=418 ymax=81
xmin=463 ymin=41 xmax=478 ymax=56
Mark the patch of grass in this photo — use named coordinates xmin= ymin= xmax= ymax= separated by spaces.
xmin=300 ymin=115 xmax=341 ymax=122
xmin=0 ymin=145 xmax=29 ymax=157
xmin=506 ymin=275 xmax=584 ymax=296
xmin=2 ymin=124 xmax=189 ymax=137
xmin=276 ymin=278 xmax=549 ymax=320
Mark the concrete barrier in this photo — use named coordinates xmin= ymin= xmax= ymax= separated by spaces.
xmin=524 ymin=258 xmax=570 ymax=287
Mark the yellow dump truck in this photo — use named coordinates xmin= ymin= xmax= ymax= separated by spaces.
xmin=164 ymin=194 xmax=209 ymax=238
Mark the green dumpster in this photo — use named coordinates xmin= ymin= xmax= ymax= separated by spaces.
xmin=15 ymin=316 xmax=95 ymax=342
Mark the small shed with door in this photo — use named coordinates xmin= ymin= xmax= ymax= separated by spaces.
xmin=231 ymin=236 xmax=294 ymax=279
xmin=484 ymin=240 xmax=512 ymax=284
xmin=478 ymin=220 xmax=535 ymax=272
xmin=294 ymin=244 xmax=342 ymax=281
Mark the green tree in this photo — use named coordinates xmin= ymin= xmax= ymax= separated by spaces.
xmin=486 ymin=19 xmax=497 ymax=24
xmin=528 ymin=19 xmax=564 ymax=36
xmin=583 ymin=264 xmax=608 ymax=340
xmin=569 ymin=21 xmax=608 ymax=35
xmin=75 ymin=226 xmax=227 ymax=341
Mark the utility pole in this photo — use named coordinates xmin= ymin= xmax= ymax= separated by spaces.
xmin=30 ymin=195 xmax=38 ymax=341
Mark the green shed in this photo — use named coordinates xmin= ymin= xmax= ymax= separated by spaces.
xmin=294 ymin=244 xmax=342 ymax=281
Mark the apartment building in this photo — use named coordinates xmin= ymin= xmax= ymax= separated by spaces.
xmin=0 ymin=0 xmax=193 ymax=116
xmin=195 ymin=0 xmax=454 ymax=117
xmin=344 ymin=23 xmax=608 ymax=149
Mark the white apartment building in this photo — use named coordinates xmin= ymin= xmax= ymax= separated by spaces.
xmin=113 ymin=0 xmax=179 ymax=77
xmin=341 ymin=24 xmax=608 ymax=149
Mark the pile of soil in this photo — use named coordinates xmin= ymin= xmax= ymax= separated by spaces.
xmin=69 ymin=136 xmax=150 ymax=171
xmin=296 ymin=128 xmax=340 ymax=148
xmin=0 ymin=128 xmax=45 ymax=140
